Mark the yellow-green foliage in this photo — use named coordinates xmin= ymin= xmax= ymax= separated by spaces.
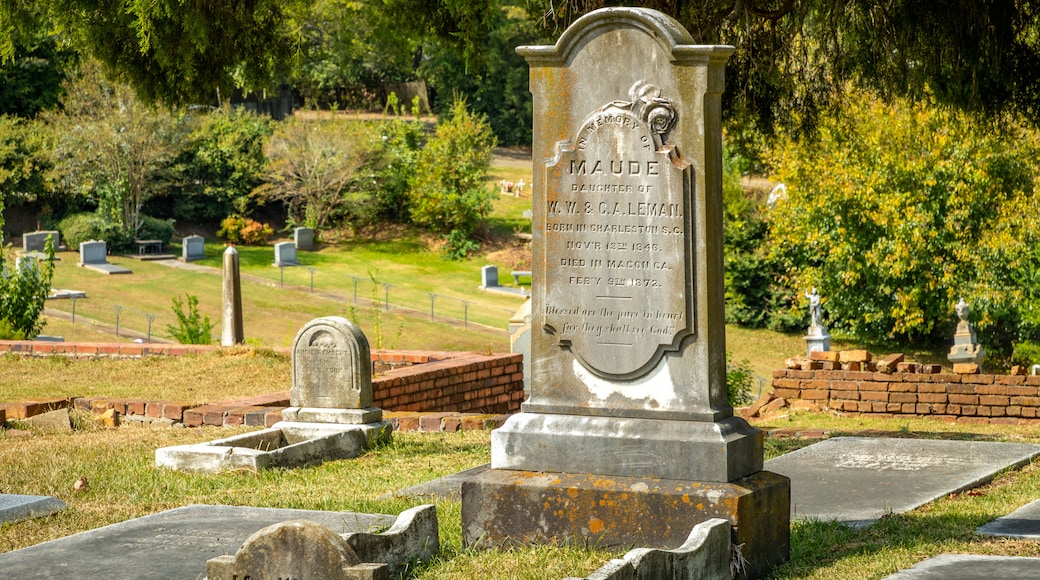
xmin=766 ymin=93 xmax=1040 ymax=355
xmin=408 ymin=98 xmax=497 ymax=242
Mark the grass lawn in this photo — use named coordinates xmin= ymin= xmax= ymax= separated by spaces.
xmin=3 ymin=407 xmax=1040 ymax=579
xmin=42 ymin=241 xmax=522 ymax=352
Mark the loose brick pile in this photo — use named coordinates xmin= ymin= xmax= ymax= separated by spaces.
xmin=768 ymin=350 xmax=1040 ymax=424
xmin=0 ymin=344 xmax=524 ymax=432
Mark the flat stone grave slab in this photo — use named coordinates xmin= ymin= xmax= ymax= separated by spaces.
xmin=383 ymin=463 xmax=490 ymax=500
xmin=882 ymin=554 xmax=1040 ymax=579
xmin=81 ymin=262 xmax=132 ymax=275
xmin=0 ymin=504 xmax=394 ymax=579
xmin=0 ymin=494 xmax=66 ymax=524
xmin=764 ymin=437 xmax=1040 ymax=527
xmin=976 ymin=498 xmax=1040 ymax=539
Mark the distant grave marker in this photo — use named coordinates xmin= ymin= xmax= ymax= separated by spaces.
xmin=294 ymin=227 xmax=314 ymax=251
xmin=78 ymin=240 xmax=131 ymax=275
xmin=0 ymin=494 xmax=66 ymax=525
xmin=479 ymin=265 xmax=499 ymax=289
xmin=273 ymin=241 xmax=300 ymax=266
xmin=22 ymin=231 xmax=59 ymax=252
xmin=181 ymin=235 xmax=205 ymax=262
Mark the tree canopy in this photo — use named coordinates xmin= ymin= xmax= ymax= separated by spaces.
xmin=1 ymin=0 xmax=302 ymax=106
xmin=532 ymin=1 xmax=1040 ymax=135
xmin=4 ymin=0 xmax=1040 ymax=134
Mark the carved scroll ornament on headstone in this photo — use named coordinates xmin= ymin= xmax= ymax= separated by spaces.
xmin=542 ymin=81 xmax=694 ymax=379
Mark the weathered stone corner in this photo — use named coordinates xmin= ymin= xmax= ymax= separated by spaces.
xmin=563 ymin=518 xmax=732 ymax=580
xmin=343 ymin=504 xmax=439 ymax=577
xmin=205 ymin=505 xmax=438 ymax=580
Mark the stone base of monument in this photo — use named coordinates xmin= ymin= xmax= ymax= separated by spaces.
xmin=461 ymin=469 xmax=789 ymax=580
xmin=491 ymin=413 xmax=763 ymax=481
xmin=156 ymin=420 xmax=391 ymax=474
xmin=804 ymin=330 xmax=831 ymax=357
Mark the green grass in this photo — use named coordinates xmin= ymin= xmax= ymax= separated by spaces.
xmin=0 ymin=425 xmax=616 ymax=579
xmin=43 ymin=239 xmax=522 ymax=351
xmin=4 ymin=410 xmax=1040 ymax=579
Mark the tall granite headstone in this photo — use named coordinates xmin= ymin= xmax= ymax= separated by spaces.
xmin=461 ymin=8 xmax=789 ymax=578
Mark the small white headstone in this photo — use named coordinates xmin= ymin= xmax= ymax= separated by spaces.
xmin=294 ymin=227 xmax=314 ymax=251
xmin=480 ymin=265 xmax=499 ymax=288
xmin=182 ymin=236 xmax=205 ymax=261
xmin=273 ymin=242 xmax=299 ymax=266
xmin=79 ymin=241 xmax=107 ymax=265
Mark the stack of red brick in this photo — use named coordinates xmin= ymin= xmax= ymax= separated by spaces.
xmin=769 ymin=350 xmax=1040 ymax=424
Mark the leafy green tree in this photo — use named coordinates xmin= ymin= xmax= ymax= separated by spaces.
xmin=419 ymin=6 xmax=543 ymax=145
xmin=154 ymin=107 xmax=273 ymax=223
xmin=0 ymin=235 xmax=56 ymax=339
xmin=45 ymin=60 xmax=183 ymax=248
xmin=530 ymin=1 xmax=1040 ymax=136
xmin=290 ymin=0 xmax=423 ymax=109
xmin=0 ymin=115 xmax=52 ymax=206
xmin=0 ymin=34 xmax=76 ymax=118
xmin=255 ymin=115 xmax=383 ymax=231
xmin=407 ymin=98 xmax=497 ymax=257
xmin=1 ymin=0 xmax=304 ymax=106
xmin=765 ymin=92 xmax=1040 ymax=357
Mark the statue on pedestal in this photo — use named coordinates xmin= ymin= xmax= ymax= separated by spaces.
xmin=948 ymin=298 xmax=984 ymax=367
xmin=804 ymin=287 xmax=830 ymax=356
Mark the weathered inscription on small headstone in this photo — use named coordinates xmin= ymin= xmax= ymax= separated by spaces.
xmin=292 ymin=317 xmax=372 ymax=409
xmin=543 ymin=83 xmax=692 ymax=377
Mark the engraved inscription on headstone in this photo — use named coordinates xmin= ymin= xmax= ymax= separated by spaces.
xmin=292 ymin=316 xmax=372 ymax=409
xmin=544 ymin=82 xmax=692 ymax=378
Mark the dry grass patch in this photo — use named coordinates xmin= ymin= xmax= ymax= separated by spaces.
xmin=0 ymin=349 xmax=289 ymax=403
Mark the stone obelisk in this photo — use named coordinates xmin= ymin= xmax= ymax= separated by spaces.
xmin=221 ymin=245 xmax=244 ymax=346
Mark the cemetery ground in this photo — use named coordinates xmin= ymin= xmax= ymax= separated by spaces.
xmin=3 ymin=399 xmax=1040 ymax=579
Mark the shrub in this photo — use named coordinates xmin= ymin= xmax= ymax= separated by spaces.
xmin=166 ymin=293 xmax=213 ymax=345
xmin=157 ymin=107 xmax=273 ymax=222
xmin=726 ymin=352 xmax=755 ymax=407
xmin=1012 ymin=341 xmax=1040 ymax=368
xmin=136 ymin=215 xmax=175 ymax=244
xmin=255 ymin=115 xmax=382 ymax=232
xmin=0 ymin=237 xmax=56 ymax=339
xmin=218 ymin=214 xmax=273 ymax=245
xmin=407 ymin=98 xmax=496 ymax=256
xmin=58 ymin=212 xmax=112 ymax=249
xmin=373 ymin=94 xmax=425 ymax=223
xmin=442 ymin=228 xmax=480 ymax=260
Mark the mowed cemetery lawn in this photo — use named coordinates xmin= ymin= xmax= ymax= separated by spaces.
xmin=3 ymin=405 xmax=1040 ymax=579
